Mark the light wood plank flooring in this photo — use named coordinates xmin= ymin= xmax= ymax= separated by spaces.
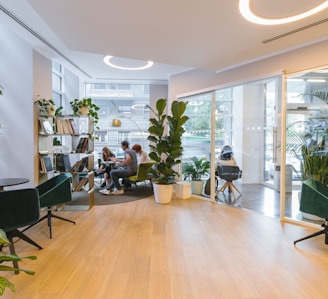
xmin=2 ymin=195 xmax=328 ymax=299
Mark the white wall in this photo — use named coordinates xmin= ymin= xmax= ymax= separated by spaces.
xmin=0 ymin=27 xmax=34 ymax=188
xmin=169 ymin=39 xmax=328 ymax=99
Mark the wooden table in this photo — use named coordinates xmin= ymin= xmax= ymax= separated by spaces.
xmin=0 ymin=177 xmax=29 ymax=191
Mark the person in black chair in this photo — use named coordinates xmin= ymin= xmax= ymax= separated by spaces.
xmin=215 ymin=145 xmax=237 ymax=167
xmin=216 ymin=145 xmax=242 ymax=199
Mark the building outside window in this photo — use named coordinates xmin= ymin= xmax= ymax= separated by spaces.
xmin=85 ymin=83 xmax=150 ymax=160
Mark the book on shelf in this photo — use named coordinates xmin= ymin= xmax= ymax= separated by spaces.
xmin=39 ymin=156 xmax=53 ymax=173
xmin=70 ymin=156 xmax=89 ymax=173
xmin=39 ymin=119 xmax=54 ymax=134
xmin=55 ymin=154 xmax=71 ymax=172
xmin=69 ymin=118 xmax=79 ymax=134
xmin=73 ymin=176 xmax=89 ymax=191
xmin=76 ymin=137 xmax=89 ymax=153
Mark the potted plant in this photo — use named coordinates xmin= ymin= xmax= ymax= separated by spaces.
xmin=147 ymin=98 xmax=189 ymax=204
xmin=183 ymin=156 xmax=210 ymax=195
xmin=0 ymin=229 xmax=36 ymax=296
xmin=36 ymin=98 xmax=57 ymax=117
xmin=69 ymin=98 xmax=100 ymax=128
xmin=286 ymin=121 xmax=328 ymax=220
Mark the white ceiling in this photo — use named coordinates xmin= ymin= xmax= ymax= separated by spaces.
xmin=1 ymin=0 xmax=328 ymax=82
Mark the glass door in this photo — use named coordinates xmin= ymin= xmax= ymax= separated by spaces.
xmin=284 ymin=66 xmax=328 ymax=221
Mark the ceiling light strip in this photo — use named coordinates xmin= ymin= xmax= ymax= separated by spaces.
xmin=262 ymin=17 xmax=328 ymax=44
xmin=239 ymin=0 xmax=328 ymax=25
xmin=0 ymin=4 xmax=92 ymax=78
xmin=103 ymin=56 xmax=154 ymax=70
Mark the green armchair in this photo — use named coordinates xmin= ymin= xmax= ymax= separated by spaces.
xmin=23 ymin=175 xmax=75 ymax=239
xmin=0 ymin=188 xmax=42 ymax=271
xmin=294 ymin=179 xmax=328 ymax=245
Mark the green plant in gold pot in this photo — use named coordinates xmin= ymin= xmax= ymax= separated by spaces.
xmin=69 ymin=98 xmax=100 ymax=128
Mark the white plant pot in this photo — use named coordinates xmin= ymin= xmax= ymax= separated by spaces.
xmin=191 ymin=180 xmax=204 ymax=195
xmin=153 ymin=183 xmax=173 ymax=204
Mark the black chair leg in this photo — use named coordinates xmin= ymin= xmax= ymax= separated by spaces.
xmin=6 ymin=229 xmax=42 ymax=274
xmin=22 ymin=209 xmax=76 ymax=239
xmin=294 ymin=229 xmax=325 ymax=245
xmin=294 ymin=220 xmax=328 ymax=245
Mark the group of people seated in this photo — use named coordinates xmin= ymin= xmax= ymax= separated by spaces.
xmin=95 ymin=142 xmax=237 ymax=196
xmin=95 ymin=140 xmax=149 ymax=196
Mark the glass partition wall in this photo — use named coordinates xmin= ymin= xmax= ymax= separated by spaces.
xmin=285 ymin=67 xmax=328 ymax=223
xmin=181 ymin=77 xmax=281 ymax=215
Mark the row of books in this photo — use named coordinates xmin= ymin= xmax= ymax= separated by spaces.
xmin=70 ymin=156 xmax=89 ymax=173
xmin=56 ymin=118 xmax=79 ymax=135
xmin=76 ymin=137 xmax=89 ymax=153
xmin=39 ymin=117 xmax=90 ymax=135
xmin=40 ymin=154 xmax=89 ymax=173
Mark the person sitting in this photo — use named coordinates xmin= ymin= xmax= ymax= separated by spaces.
xmin=215 ymin=145 xmax=237 ymax=167
xmin=132 ymin=144 xmax=149 ymax=164
xmin=100 ymin=140 xmax=138 ymax=195
xmin=95 ymin=147 xmax=116 ymax=188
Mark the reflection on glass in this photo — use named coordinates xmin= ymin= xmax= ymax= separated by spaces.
xmin=286 ymin=67 xmax=328 ymax=222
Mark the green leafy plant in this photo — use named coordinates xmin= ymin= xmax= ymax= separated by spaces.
xmin=0 ymin=229 xmax=36 ymax=296
xmin=69 ymin=98 xmax=100 ymax=129
xmin=183 ymin=156 xmax=210 ymax=181
xmin=35 ymin=98 xmax=61 ymax=117
xmin=0 ymin=84 xmax=3 ymax=96
xmin=286 ymin=126 xmax=328 ymax=185
xmin=147 ymin=98 xmax=189 ymax=184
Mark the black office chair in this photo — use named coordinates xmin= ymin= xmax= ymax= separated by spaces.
xmin=294 ymin=179 xmax=328 ymax=245
xmin=0 ymin=188 xmax=42 ymax=272
xmin=216 ymin=165 xmax=242 ymax=200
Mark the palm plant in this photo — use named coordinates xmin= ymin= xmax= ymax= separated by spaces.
xmin=0 ymin=229 xmax=36 ymax=296
xmin=286 ymin=129 xmax=328 ymax=185
xmin=183 ymin=156 xmax=210 ymax=181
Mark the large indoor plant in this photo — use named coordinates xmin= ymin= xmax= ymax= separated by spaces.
xmin=183 ymin=156 xmax=210 ymax=195
xmin=147 ymin=98 xmax=189 ymax=204
xmin=0 ymin=229 xmax=36 ymax=296
xmin=70 ymin=97 xmax=100 ymax=128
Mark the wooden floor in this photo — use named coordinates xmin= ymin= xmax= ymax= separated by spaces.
xmin=2 ymin=195 xmax=328 ymax=299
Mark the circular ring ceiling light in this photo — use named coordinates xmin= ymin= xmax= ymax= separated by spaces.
xmin=239 ymin=0 xmax=328 ymax=25
xmin=103 ymin=56 xmax=154 ymax=70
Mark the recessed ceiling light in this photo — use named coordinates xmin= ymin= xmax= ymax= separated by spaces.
xmin=239 ymin=0 xmax=328 ymax=25
xmin=103 ymin=56 xmax=154 ymax=70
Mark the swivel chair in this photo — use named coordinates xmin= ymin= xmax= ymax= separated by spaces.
xmin=216 ymin=165 xmax=242 ymax=200
xmin=23 ymin=175 xmax=75 ymax=239
xmin=0 ymin=188 xmax=42 ymax=271
xmin=294 ymin=179 xmax=328 ymax=245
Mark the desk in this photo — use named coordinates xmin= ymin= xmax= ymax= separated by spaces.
xmin=101 ymin=161 xmax=121 ymax=169
xmin=0 ymin=178 xmax=29 ymax=191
